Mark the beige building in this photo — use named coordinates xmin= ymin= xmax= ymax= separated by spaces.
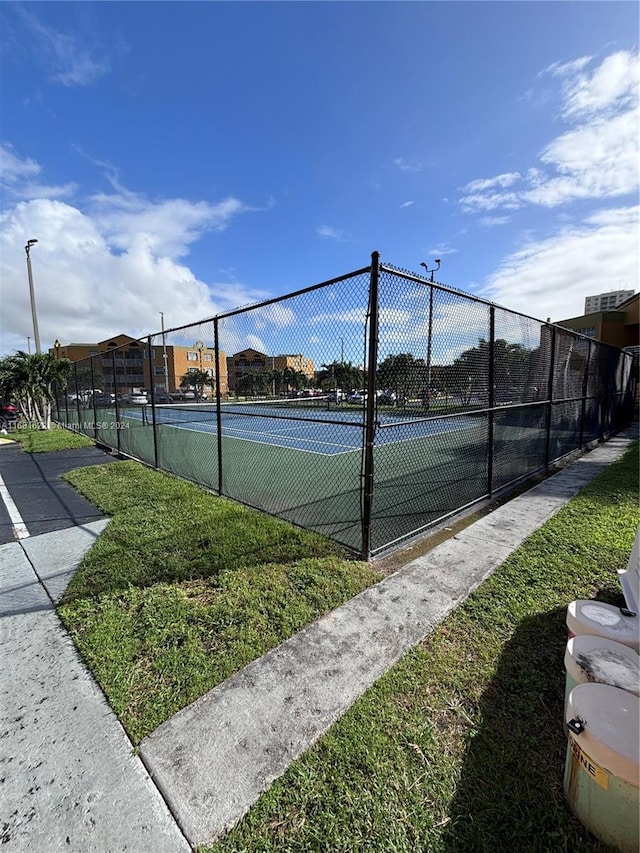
xmin=226 ymin=349 xmax=314 ymax=393
xmin=50 ymin=334 xmax=228 ymax=396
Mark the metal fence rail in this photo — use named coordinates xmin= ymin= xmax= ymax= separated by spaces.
xmin=54 ymin=252 xmax=636 ymax=559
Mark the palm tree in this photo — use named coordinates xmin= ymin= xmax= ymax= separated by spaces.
xmin=179 ymin=369 xmax=215 ymax=402
xmin=0 ymin=351 xmax=72 ymax=429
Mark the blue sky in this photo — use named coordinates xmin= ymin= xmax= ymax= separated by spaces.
xmin=1 ymin=1 xmax=638 ymax=362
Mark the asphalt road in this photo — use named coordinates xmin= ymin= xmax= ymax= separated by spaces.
xmin=0 ymin=444 xmax=113 ymax=544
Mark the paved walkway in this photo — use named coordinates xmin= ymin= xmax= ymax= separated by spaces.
xmin=0 ymin=445 xmax=190 ymax=852
xmin=1 ymin=430 xmax=637 ymax=850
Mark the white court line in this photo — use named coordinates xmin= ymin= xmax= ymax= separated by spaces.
xmin=0 ymin=471 xmax=29 ymax=539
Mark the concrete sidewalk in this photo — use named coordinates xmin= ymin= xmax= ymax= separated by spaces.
xmin=0 ymin=527 xmax=190 ymax=851
xmin=140 ymin=429 xmax=638 ymax=847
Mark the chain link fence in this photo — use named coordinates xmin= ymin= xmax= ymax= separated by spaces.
xmin=54 ymin=253 xmax=636 ymax=559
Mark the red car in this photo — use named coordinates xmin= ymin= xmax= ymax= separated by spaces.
xmin=0 ymin=402 xmax=19 ymax=429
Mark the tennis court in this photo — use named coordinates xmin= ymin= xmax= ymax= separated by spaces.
xmin=55 ymin=254 xmax=636 ymax=558
xmin=131 ymin=401 xmax=480 ymax=456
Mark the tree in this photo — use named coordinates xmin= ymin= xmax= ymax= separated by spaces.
xmin=236 ymin=370 xmax=270 ymax=398
xmin=0 ymin=351 xmax=72 ymax=429
xmin=317 ymin=361 xmax=363 ymax=392
xmin=179 ymin=369 xmax=215 ymax=402
xmin=441 ymin=338 xmax=534 ymax=405
xmin=281 ymin=367 xmax=309 ymax=396
xmin=377 ymin=354 xmax=428 ymax=407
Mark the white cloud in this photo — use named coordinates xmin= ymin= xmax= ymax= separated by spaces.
xmin=426 ymin=244 xmax=458 ymax=257
xmin=554 ymin=50 xmax=639 ymax=118
xmin=0 ymin=148 xmax=264 ymax=355
xmin=542 ymin=56 xmax=593 ymax=79
xmin=15 ymin=7 xmax=113 ymax=87
xmin=0 ymin=143 xmax=76 ymax=199
xmin=394 ymin=158 xmax=423 ymax=173
xmin=480 ymin=215 xmax=511 ymax=227
xmin=316 ymin=225 xmax=344 ymax=240
xmin=481 ymin=206 xmax=639 ymax=322
xmin=463 ymin=173 xmax=521 ymax=193
xmin=308 ymin=308 xmax=409 ymax=326
xmin=399 ymin=200 xmax=414 ymax=208
xmin=460 ymin=50 xmax=639 ymax=213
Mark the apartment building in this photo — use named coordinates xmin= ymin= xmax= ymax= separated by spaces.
xmin=50 ymin=334 xmax=228 ymax=396
xmin=584 ymin=290 xmax=635 ymax=314
xmin=226 ymin=349 xmax=314 ymax=392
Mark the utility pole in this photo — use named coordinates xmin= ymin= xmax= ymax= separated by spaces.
xmin=25 ymin=238 xmax=41 ymax=353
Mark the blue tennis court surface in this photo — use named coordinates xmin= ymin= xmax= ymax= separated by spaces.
xmin=125 ymin=405 xmax=480 ymax=456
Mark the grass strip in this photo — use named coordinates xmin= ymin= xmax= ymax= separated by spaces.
xmin=58 ymin=461 xmax=381 ymax=743
xmin=203 ymin=440 xmax=639 ymax=853
xmin=6 ymin=425 xmax=94 ymax=452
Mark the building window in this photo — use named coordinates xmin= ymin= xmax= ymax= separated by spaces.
xmin=577 ymin=327 xmax=596 ymax=338
xmin=154 ymin=367 xmax=166 ymax=375
xmin=203 ymin=353 xmax=213 ymax=361
xmin=187 ymin=367 xmax=199 ymax=374
xmin=187 ymin=351 xmax=198 ymax=361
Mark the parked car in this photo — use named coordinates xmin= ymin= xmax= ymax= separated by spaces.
xmin=0 ymin=402 xmax=19 ymax=429
xmin=378 ymin=390 xmax=397 ymax=406
xmin=153 ymin=391 xmax=172 ymax=404
xmin=121 ymin=392 xmax=148 ymax=405
xmin=348 ymin=390 xmax=367 ymax=404
xmin=327 ymin=389 xmax=345 ymax=403
xmin=91 ymin=393 xmax=116 ymax=407
xmin=170 ymin=390 xmax=196 ymax=401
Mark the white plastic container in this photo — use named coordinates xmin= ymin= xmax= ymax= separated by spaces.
xmin=564 ymin=635 xmax=640 ymax=718
xmin=619 ymin=524 xmax=640 ymax=616
xmin=566 ymin=599 xmax=639 ymax=652
xmin=564 ymin=683 xmax=639 ymax=853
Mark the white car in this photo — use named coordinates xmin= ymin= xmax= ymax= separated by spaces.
xmin=348 ymin=390 xmax=367 ymax=404
xmin=128 ymin=392 xmax=148 ymax=405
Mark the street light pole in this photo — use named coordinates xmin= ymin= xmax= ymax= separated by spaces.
xmin=419 ymin=260 xmax=441 ymax=412
xmin=25 ymin=238 xmax=41 ymax=353
xmin=160 ymin=312 xmax=168 ymax=389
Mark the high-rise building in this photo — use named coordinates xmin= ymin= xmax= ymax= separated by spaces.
xmin=584 ymin=290 xmax=635 ymax=314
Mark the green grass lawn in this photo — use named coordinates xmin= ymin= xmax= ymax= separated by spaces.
xmin=200 ymin=440 xmax=639 ymax=853
xmin=5 ymin=424 xmax=95 ymax=452
xmin=58 ymin=461 xmax=381 ymax=743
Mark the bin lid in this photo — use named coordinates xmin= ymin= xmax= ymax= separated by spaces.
xmin=565 ymin=635 xmax=640 ymax=696
xmin=566 ymin=683 xmax=639 ymax=787
xmin=566 ymin=600 xmax=639 ymax=651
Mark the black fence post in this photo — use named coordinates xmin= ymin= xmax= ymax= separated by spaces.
xmin=544 ymin=324 xmax=556 ymax=470
xmin=487 ymin=305 xmax=495 ymax=497
xmin=424 ymin=284 xmax=434 ymax=413
xmin=90 ymin=356 xmax=99 ymax=441
xmin=214 ymin=318 xmax=224 ymax=496
xmin=361 ymin=251 xmax=380 ymax=561
xmin=64 ymin=376 xmax=70 ymax=426
xmin=112 ymin=350 xmax=122 ymax=454
xmin=74 ymin=363 xmax=81 ymax=431
xmin=578 ymin=339 xmax=591 ymax=449
xmin=52 ymin=380 xmax=60 ymax=423
xmin=147 ymin=336 xmax=159 ymax=468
